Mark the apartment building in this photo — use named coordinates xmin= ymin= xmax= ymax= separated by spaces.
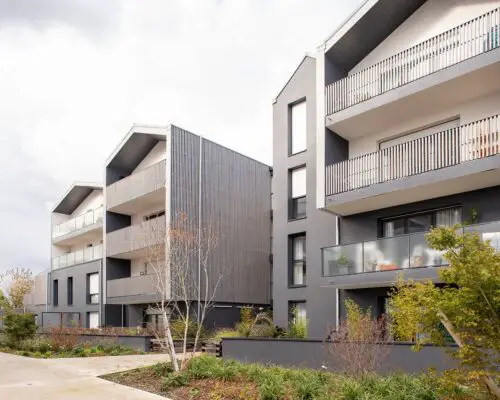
xmin=37 ymin=124 xmax=271 ymax=330
xmin=273 ymin=0 xmax=500 ymax=338
xmin=48 ymin=183 xmax=104 ymax=328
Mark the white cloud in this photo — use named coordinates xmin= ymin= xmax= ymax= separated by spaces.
xmin=0 ymin=0 xmax=361 ymax=273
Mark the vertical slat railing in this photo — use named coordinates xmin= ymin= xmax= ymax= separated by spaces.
xmin=325 ymin=7 xmax=500 ymax=115
xmin=325 ymin=115 xmax=500 ymax=196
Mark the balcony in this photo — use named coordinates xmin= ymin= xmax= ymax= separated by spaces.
xmin=325 ymin=115 xmax=500 ymax=215
xmin=106 ymin=214 xmax=166 ymax=259
xmin=107 ymin=160 xmax=166 ymax=215
xmin=52 ymin=206 xmax=103 ymax=245
xmin=106 ymin=274 xmax=157 ymax=304
xmin=52 ymin=244 xmax=103 ymax=270
xmin=325 ymin=8 xmax=500 ymax=138
xmin=321 ymin=221 xmax=500 ymax=288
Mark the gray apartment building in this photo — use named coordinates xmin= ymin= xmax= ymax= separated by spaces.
xmin=273 ymin=0 xmax=500 ymax=338
xmin=40 ymin=124 xmax=271 ymax=329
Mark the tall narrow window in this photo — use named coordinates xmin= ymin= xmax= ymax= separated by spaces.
xmin=290 ymin=101 xmax=307 ymax=154
xmin=290 ymin=167 xmax=306 ymax=219
xmin=67 ymin=277 xmax=73 ymax=306
xmin=53 ymin=279 xmax=59 ymax=307
xmin=290 ymin=234 xmax=306 ymax=286
xmin=87 ymin=273 xmax=99 ymax=304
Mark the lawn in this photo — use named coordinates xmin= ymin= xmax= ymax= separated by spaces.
xmin=101 ymin=355 xmax=492 ymax=400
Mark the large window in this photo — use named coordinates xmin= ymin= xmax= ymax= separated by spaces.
xmin=53 ymin=279 xmax=59 ymax=307
xmin=290 ymin=167 xmax=306 ymax=219
xmin=67 ymin=277 xmax=73 ymax=306
xmin=290 ymin=234 xmax=306 ymax=286
xmin=381 ymin=207 xmax=462 ymax=238
xmin=87 ymin=273 xmax=99 ymax=305
xmin=290 ymin=100 xmax=307 ymax=155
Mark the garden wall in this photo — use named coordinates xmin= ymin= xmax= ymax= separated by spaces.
xmin=39 ymin=333 xmax=152 ymax=353
xmin=221 ymin=338 xmax=458 ymax=373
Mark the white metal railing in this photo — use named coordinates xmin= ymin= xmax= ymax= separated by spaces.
xmin=52 ymin=205 xmax=104 ymax=238
xmin=326 ymin=8 xmax=500 ymax=115
xmin=326 ymin=115 xmax=500 ymax=196
xmin=51 ymin=244 xmax=103 ymax=270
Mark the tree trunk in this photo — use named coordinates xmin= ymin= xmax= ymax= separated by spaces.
xmin=163 ymin=309 xmax=179 ymax=372
xmin=438 ymin=311 xmax=500 ymax=398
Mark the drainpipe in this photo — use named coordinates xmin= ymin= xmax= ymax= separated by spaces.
xmin=197 ymin=136 xmax=203 ymax=324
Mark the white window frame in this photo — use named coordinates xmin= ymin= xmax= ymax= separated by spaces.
xmin=290 ymin=100 xmax=307 ymax=155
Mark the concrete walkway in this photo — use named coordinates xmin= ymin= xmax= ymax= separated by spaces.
xmin=0 ymin=352 xmax=171 ymax=399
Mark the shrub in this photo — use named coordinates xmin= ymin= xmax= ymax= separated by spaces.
xmin=3 ymin=312 xmax=36 ymax=346
xmin=170 ymin=318 xmax=204 ymax=340
xmin=212 ymin=328 xmax=240 ymax=342
xmin=152 ymin=362 xmax=173 ymax=377
xmin=287 ymin=307 xmax=307 ymax=338
xmin=49 ymin=327 xmax=79 ymax=351
xmin=249 ymin=313 xmax=277 ymax=338
xmin=161 ymin=372 xmax=189 ymax=390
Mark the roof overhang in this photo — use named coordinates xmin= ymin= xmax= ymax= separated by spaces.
xmin=53 ymin=182 xmax=103 ymax=215
xmin=320 ymin=0 xmax=426 ymax=71
xmin=105 ymin=124 xmax=168 ymax=174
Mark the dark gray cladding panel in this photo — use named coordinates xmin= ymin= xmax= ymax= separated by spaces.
xmin=53 ymin=185 xmax=98 ymax=215
xmin=106 ymin=258 xmax=131 ymax=280
xmin=169 ymin=125 xmax=272 ymax=305
xmin=326 ymin=0 xmax=427 ymax=71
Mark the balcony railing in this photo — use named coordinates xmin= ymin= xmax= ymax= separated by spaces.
xmin=107 ymin=274 xmax=156 ymax=299
xmin=52 ymin=206 xmax=104 ymax=238
xmin=52 ymin=244 xmax=103 ymax=271
xmin=326 ymin=115 xmax=500 ymax=196
xmin=106 ymin=214 xmax=166 ymax=257
xmin=326 ymin=7 xmax=500 ymax=115
xmin=107 ymin=159 xmax=166 ymax=210
xmin=322 ymin=221 xmax=500 ymax=277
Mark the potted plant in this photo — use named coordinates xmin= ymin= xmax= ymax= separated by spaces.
xmin=336 ymin=253 xmax=351 ymax=275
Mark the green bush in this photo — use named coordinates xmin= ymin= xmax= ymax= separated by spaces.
xmin=170 ymin=318 xmax=204 ymax=340
xmin=152 ymin=362 xmax=173 ymax=377
xmin=287 ymin=307 xmax=308 ymax=338
xmin=3 ymin=312 xmax=37 ymax=346
xmin=161 ymin=372 xmax=189 ymax=391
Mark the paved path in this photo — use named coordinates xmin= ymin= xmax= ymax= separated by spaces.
xmin=0 ymin=352 xmax=171 ymax=399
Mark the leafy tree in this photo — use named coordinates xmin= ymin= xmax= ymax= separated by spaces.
xmin=389 ymin=226 xmax=500 ymax=397
xmin=3 ymin=312 xmax=37 ymax=347
xmin=0 ymin=267 xmax=34 ymax=310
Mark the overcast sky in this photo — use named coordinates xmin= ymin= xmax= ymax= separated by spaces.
xmin=0 ymin=0 xmax=361 ymax=274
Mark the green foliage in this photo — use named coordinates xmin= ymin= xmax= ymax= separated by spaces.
xmin=287 ymin=306 xmax=308 ymax=338
xmin=152 ymin=362 xmax=173 ymax=377
xmin=170 ymin=317 xmax=205 ymax=340
xmin=3 ymin=312 xmax=36 ymax=346
xmin=249 ymin=312 xmax=277 ymax=338
xmin=151 ymin=355 xmax=488 ymax=399
xmin=212 ymin=328 xmax=241 ymax=341
xmin=389 ymin=226 xmax=500 ymax=380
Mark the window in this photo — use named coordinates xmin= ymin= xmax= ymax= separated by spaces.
xmin=289 ymin=301 xmax=306 ymax=323
xmin=87 ymin=312 xmax=99 ymax=329
xmin=290 ymin=234 xmax=306 ymax=286
xmin=290 ymin=167 xmax=306 ymax=219
xmin=144 ymin=210 xmax=165 ymax=221
xmin=87 ymin=273 xmax=99 ymax=304
xmin=381 ymin=207 xmax=462 ymax=238
xmin=53 ymin=279 xmax=59 ymax=307
xmin=290 ymin=100 xmax=306 ymax=155
xmin=67 ymin=277 xmax=73 ymax=306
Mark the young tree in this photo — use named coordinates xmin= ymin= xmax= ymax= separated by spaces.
xmin=0 ymin=267 xmax=34 ymax=311
xmin=327 ymin=299 xmax=390 ymax=376
xmin=142 ymin=212 xmax=221 ymax=371
xmin=389 ymin=226 xmax=500 ymax=397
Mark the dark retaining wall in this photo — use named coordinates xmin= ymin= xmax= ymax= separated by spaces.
xmin=39 ymin=333 xmax=152 ymax=353
xmin=221 ymin=338 xmax=458 ymax=373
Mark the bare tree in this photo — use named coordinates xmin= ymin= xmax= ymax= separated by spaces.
xmin=140 ymin=212 xmax=221 ymax=371
xmin=0 ymin=267 xmax=34 ymax=312
xmin=327 ymin=299 xmax=390 ymax=376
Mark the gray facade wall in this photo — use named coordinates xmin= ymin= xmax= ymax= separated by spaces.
xmin=222 ymin=338 xmax=458 ymax=373
xmin=340 ymin=186 xmax=500 ymax=245
xmin=273 ymin=56 xmax=338 ymax=338
xmin=169 ymin=125 xmax=272 ymax=305
xmin=48 ymin=260 xmax=102 ymax=328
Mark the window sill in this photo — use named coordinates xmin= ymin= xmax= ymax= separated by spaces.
xmin=288 ymin=150 xmax=307 ymax=157
xmin=288 ymin=216 xmax=307 ymax=222
xmin=288 ymin=284 xmax=306 ymax=289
